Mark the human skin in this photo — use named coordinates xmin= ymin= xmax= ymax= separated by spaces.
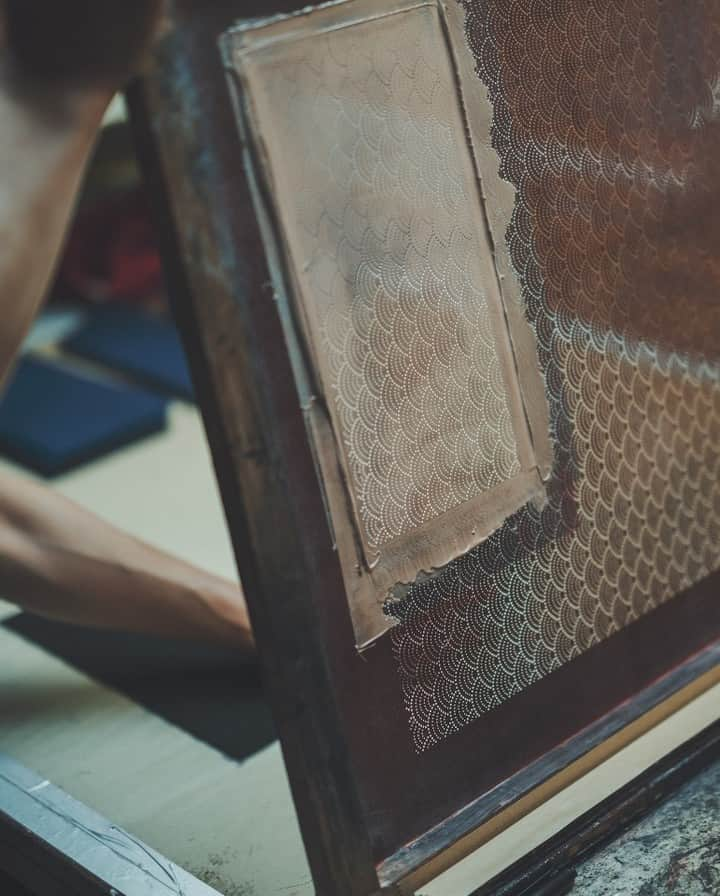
xmin=0 ymin=2 xmax=254 ymax=652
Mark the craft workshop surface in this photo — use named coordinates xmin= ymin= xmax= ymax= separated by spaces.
xmin=2 ymin=603 xmax=720 ymax=896
xmin=0 ymin=402 xmax=310 ymax=895
xmin=0 ymin=360 xmax=718 ymax=894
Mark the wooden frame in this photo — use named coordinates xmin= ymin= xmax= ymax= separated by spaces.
xmin=0 ymin=3 xmax=716 ymax=895
xmin=126 ymin=2 xmax=720 ymax=894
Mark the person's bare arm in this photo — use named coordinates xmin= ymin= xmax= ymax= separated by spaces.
xmin=0 ymin=3 xmax=253 ymax=650
xmin=0 ymin=471 xmax=253 ymax=649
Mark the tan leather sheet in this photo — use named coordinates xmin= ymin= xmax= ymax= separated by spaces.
xmin=223 ymin=0 xmax=548 ymax=647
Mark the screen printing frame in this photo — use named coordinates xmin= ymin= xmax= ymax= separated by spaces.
xmin=126 ymin=2 xmax=720 ymax=894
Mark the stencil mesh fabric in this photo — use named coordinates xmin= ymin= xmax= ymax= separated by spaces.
xmin=388 ymin=0 xmax=720 ymax=752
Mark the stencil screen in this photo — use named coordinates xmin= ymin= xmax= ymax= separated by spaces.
xmin=388 ymin=0 xmax=720 ymax=750
xmin=227 ymin=0 xmax=545 ymax=645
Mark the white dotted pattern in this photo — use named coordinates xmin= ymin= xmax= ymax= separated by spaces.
xmin=389 ymin=0 xmax=720 ymax=751
xmin=250 ymin=7 xmax=521 ymax=553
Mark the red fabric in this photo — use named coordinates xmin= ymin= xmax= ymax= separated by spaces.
xmin=59 ymin=187 xmax=162 ymax=304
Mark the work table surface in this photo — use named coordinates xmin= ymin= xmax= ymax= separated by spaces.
xmin=0 ymin=392 xmax=718 ymax=896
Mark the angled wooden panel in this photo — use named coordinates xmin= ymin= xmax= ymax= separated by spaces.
xmin=130 ymin=1 xmax=720 ymax=893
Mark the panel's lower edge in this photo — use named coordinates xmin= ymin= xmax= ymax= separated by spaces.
xmin=0 ymin=755 xmax=220 ymax=896
xmin=378 ymin=639 xmax=720 ymax=889
xmin=468 ymin=717 xmax=720 ymax=896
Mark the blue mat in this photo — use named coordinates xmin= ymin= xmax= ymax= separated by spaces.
xmin=0 ymin=356 xmax=168 ymax=477
xmin=63 ymin=306 xmax=194 ymax=401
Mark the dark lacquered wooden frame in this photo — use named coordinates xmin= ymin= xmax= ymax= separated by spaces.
xmin=125 ymin=3 xmax=720 ymax=895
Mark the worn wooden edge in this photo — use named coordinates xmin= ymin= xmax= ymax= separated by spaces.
xmin=384 ymin=640 xmax=720 ymax=890
xmin=125 ymin=9 xmax=381 ymax=891
xmin=469 ymin=717 xmax=720 ymax=896
xmin=0 ymin=754 xmax=219 ymax=896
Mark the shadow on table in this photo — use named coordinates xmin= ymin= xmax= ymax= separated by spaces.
xmin=3 ymin=613 xmax=276 ymax=762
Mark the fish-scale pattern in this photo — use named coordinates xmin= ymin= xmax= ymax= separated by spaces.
xmin=254 ymin=9 xmax=520 ymax=554
xmin=389 ymin=0 xmax=720 ymax=751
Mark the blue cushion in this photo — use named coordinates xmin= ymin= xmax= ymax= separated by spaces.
xmin=63 ymin=306 xmax=194 ymax=401
xmin=0 ymin=356 xmax=168 ymax=477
